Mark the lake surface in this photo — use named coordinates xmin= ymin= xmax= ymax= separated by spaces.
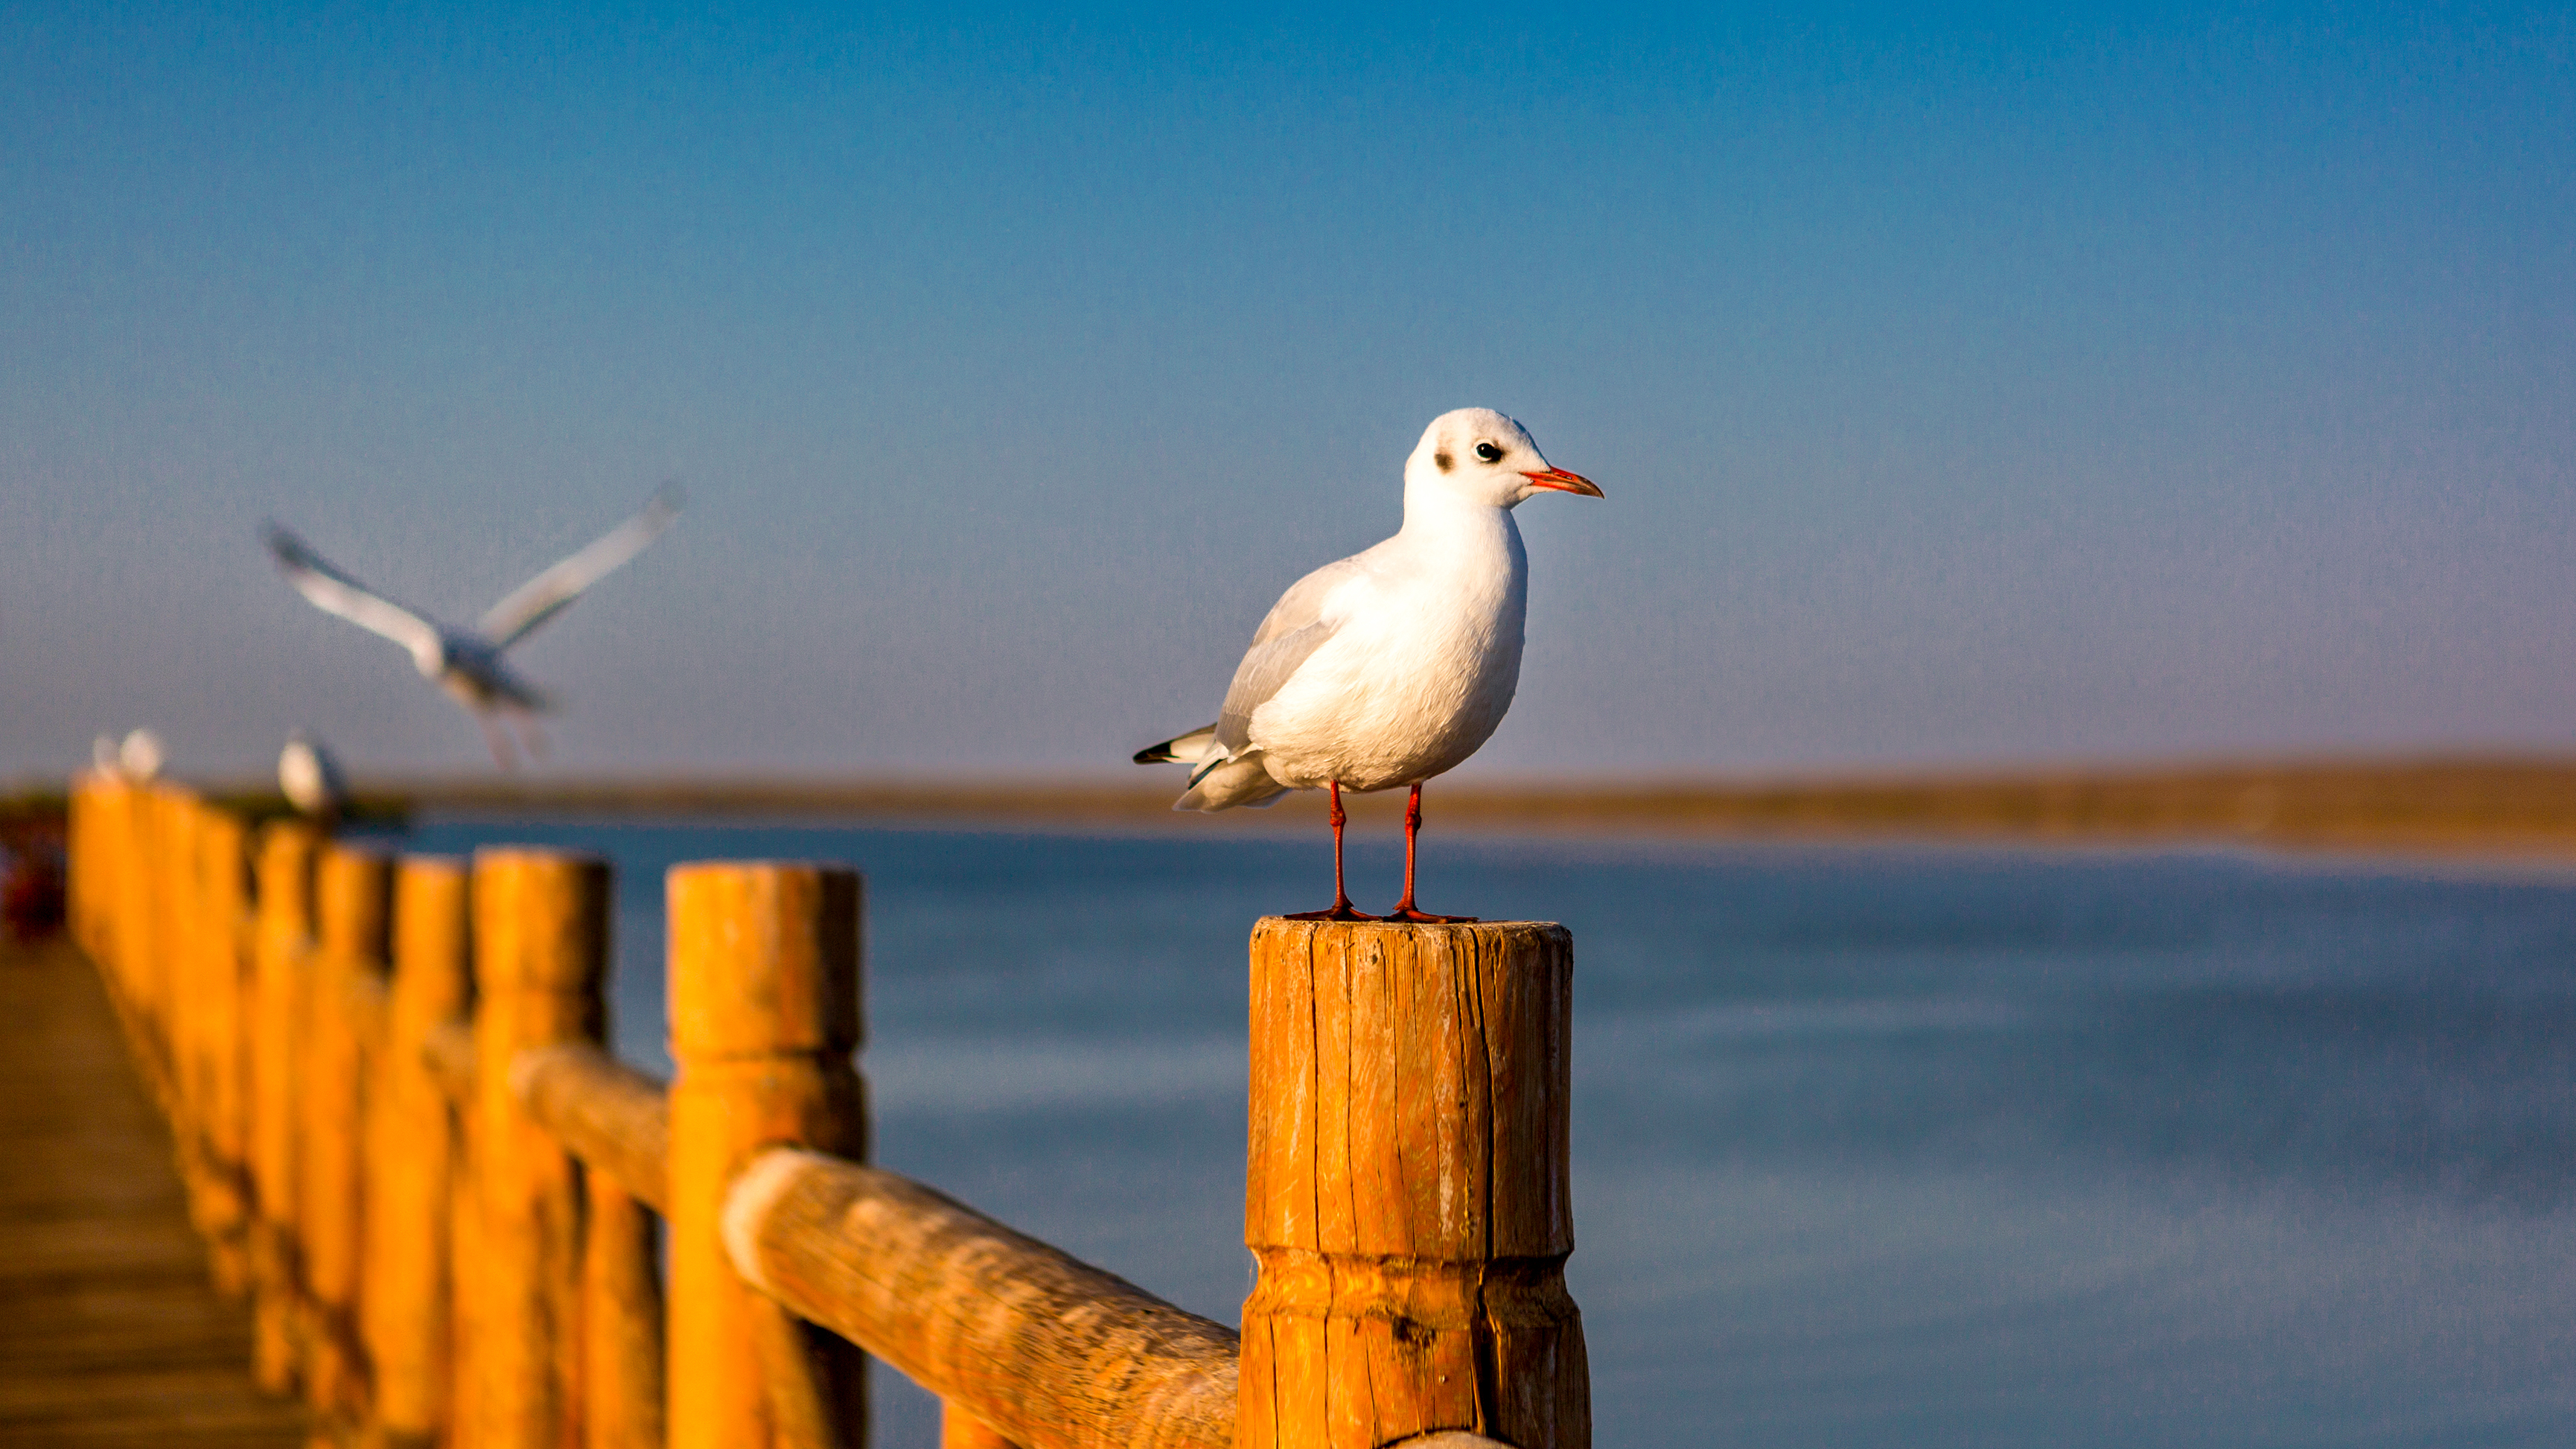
xmin=395 ymin=818 xmax=2576 ymax=1448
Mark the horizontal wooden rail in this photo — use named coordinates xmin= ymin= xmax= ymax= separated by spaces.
xmin=510 ymin=1042 xmax=669 ymax=1214
xmin=63 ymin=777 xmax=1592 ymax=1449
xmin=724 ymin=1147 xmax=1238 ymax=1449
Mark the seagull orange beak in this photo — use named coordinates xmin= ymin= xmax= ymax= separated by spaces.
xmin=1520 ymin=467 xmax=1604 ymax=498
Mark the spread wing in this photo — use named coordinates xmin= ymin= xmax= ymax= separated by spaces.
xmin=1211 ymin=556 xmax=1363 ymax=758
xmin=479 ymin=485 xmax=682 ymax=649
xmin=265 ymin=523 xmax=444 ymax=661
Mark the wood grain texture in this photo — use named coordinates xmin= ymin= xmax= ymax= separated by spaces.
xmin=0 ymin=933 xmax=312 ymax=1448
xmin=725 ymin=1149 xmax=1236 ymax=1449
xmin=1240 ymin=919 xmax=1589 ymax=1449
xmin=470 ymin=848 xmax=610 ymax=1449
xmin=511 ymin=1044 xmax=669 ymax=1215
xmin=364 ymin=858 xmax=469 ymax=1447
xmin=667 ymin=863 xmax=868 ymax=1449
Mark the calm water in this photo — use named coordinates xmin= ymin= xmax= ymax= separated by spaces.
xmin=395 ymin=818 xmax=2576 ymax=1448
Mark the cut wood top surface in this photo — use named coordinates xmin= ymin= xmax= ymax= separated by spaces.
xmin=0 ymin=934 xmax=308 ymax=1448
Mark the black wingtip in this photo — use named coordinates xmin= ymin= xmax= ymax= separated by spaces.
xmin=1133 ymin=742 xmax=1176 ymax=765
xmin=261 ymin=520 xmax=304 ymax=564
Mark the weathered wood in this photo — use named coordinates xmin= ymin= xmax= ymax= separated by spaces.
xmin=582 ymin=1177 xmax=666 ymax=1449
xmin=667 ymin=863 xmax=868 ymax=1449
xmin=305 ymin=846 xmax=392 ymax=1419
xmin=0 ymin=934 xmax=310 ymax=1448
xmin=723 ymin=1148 xmax=1235 ymax=1449
xmin=1239 ymin=920 xmax=1590 ymax=1449
xmin=249 ymin=821 xmax=322 ymax=1395
xmin=364 ymin=857 xmax=470 ymax=1449
xmin=511 ymin=1043 xmax=670 ymax=1215
xmin=470 ymin=847 xmax=610 ymax=1449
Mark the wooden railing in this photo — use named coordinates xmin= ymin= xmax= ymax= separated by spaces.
xmin=64 ymin=774 xmax=1589 ymax=1449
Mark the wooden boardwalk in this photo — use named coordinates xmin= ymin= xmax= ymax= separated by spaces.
xmin=0 ymin=936 xmax=307 ymax=1448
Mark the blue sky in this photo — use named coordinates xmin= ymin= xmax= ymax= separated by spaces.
xmin=4 ymin=3 xmax=2571 ymax=779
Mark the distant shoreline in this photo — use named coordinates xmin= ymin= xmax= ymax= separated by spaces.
xmin=264 ymin=754 xmax=2576 ymax=861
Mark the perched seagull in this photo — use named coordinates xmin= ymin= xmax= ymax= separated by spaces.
xmin=91 ymin=735 xmax=122 ymax=779
xmin=118 ymin=728 xmax=167 ymax=783
xmin=278 ymin=730 xmax=349 ymax=824
xmin=1135 ymin=408 xmax=1601 ymax=921
xmin=266 ymin=486 xmax=681 ymax=767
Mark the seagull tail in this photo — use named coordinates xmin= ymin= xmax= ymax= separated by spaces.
xmin=1132 ymin=725 xmax=1217 ymax=766
xmin=1176 ymin=753 xmax=1289 ymax=813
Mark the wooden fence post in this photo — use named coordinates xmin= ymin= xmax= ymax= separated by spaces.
xmin=582 ymin=1176 xmax=666 ymax=1449
xmin=252 ymin=819 xmax=323 ymax=1395
xmin=115 ymin=783 xmax=163 ymax=1071
xmin=193 ymin=803 xmax=257 ymax=1294
xmin=1239 ymin=920 xmax=1590 ymax=1449
xmin=471 ymin=847 xmax=611 ymax=1449
xmin=152 ymin=788 xmax=214 ymax=1211
xmin=307 ymin=845 xmax=394 ymax=1420
xmin=363 ymin=856 xmax=470 ymax=1449
xmin=668 ymin=862 xmax=868 ymax=1449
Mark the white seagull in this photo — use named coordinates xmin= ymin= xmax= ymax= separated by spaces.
xmin=265 ymin=486 xmax=681 ymax=767
xmin=1134 ymin=408 xmax=1601 ymax=920
xmin=118 ymin=728 xmax=167 ymax=783
xmin=278 ymin=730 xmax=349 ymax=823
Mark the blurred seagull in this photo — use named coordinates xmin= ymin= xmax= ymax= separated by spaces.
xmin=1134 ymin=408 xmax=1601 ymax=921
xmin=278 ymin=730 xmax=348 ymax=824
xmin=118 ymin=728 xmax=167 ymax=783
xmin=265 ymin=486 xmax=681 ymax=767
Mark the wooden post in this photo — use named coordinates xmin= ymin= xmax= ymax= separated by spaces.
xmin=583 ymin=1178 xmax=666 ymax=1449
xmin=363 ymin=856 xmax=469 ymax=1449
xmin=668 ymin=862 xmax=867 ymax=1449
xmin=248 ymin=815 xmax=324 ymax=1392
xmin=251 ymin=819 xmax=323 ymax=1395
xmin=115 ymin=783 xmax=164 ymax=1074
xmin=1239 ymin=920 xmax=1590 ymax=1449
xmin=153 ymin=789 xmax=213 ymax=1205
xmin=305 ymin=845 xmax=393 ymax=1418
xmin=194 ymin=803 xmax=257 ymax=1294
xmin=471 ymin=848 xmax=610 ymax=1449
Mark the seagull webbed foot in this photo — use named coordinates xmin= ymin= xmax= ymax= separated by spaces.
xmin=1284 ymin=902 xmax=1381 ymax=923
xmin=1384 ymin=907 xmax=1479 ymax=924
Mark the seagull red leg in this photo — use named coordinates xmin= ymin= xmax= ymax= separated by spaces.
xmin=1387 ymin=782 xmax=1478 ymax=924
xmin=1286 ymin=781 xmax=1378 ymax=922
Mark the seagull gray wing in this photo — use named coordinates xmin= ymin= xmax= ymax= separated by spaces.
xmin=478 ymin=485 xmax=682 ymax=649
xmin=1211 ymin=557 xmax=1363 ymax=758
xmin=266 ymin=523 xmax=444 ymax=662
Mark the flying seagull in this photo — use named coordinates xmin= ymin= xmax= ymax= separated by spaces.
xmin=1135 ymin=408 xmax=1601 ymax=920
xmin=265 ymin=486 xmax=681 ymax=766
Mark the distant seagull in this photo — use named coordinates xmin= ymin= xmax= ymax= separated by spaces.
xmin=91 ymin=735 xmax=121 ymax=778
xmin=1134 ymin=408 xmax=1601 ymax=920
xmin=265 ymin=486 xmax=681 ymax=767
xmin=118 ymin=728 xmax=167 ymax=783
xmin=278 ymin=730 xmax=348 ymax=824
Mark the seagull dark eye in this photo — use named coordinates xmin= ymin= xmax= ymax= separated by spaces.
xmin=1474 ymin=442 xmax=1504 ymax=463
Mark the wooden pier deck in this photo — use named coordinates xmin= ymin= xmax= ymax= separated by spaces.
xmin=0 ymin=935 xmax=307 ymax=1448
